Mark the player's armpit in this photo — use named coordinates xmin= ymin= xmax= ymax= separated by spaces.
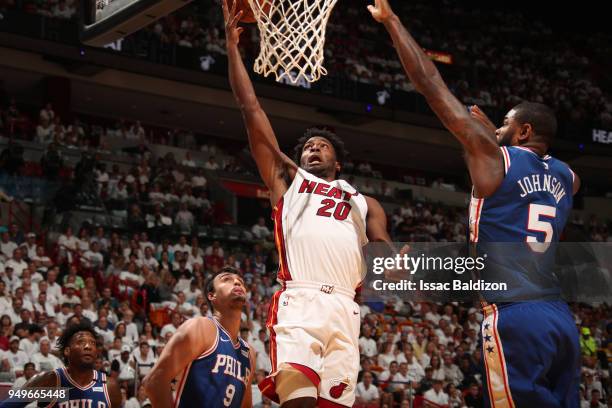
xmin=143 ymin=317 xmax=217 ymax=408
xmin=572 ymin=170 xmax=581 ymax=195
xmin=106 ymin=377 xmax=122 ymax=408
xmin=365 ymin=196 xmax=391 ymax=244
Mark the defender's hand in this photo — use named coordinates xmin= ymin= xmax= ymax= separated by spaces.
xmin=470 ymin=105 xmax=497 ymax=134
xmin=367 ymin=0 xmax=395 ymax=23
xmin=222 ymin=0 xmax=244 ymax=46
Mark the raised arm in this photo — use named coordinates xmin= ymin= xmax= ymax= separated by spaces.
xmin=142 ymin=317 xmax=216 ymax=408
xmin=368 ymin=0 xmax=504 ymax=197
xmin=223 ymin=0 xmax=296 ymax=205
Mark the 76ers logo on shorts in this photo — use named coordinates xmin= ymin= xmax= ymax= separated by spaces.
xmin=329 ymin=377 xmax=352 ymax=399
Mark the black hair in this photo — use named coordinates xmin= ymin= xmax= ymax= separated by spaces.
xmin=293 ymin=127 xmax=348 ymax=175
xmin=56 ymin=321 xmax=100 ymax=363
xmin=512 ymin=102 xmax=557 ymax=146
xmin=205 ymin=266 xmax=242 ymax=312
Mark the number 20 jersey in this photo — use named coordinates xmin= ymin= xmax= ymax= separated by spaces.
xmin=274 ymin=168 xmax=368 ymax=290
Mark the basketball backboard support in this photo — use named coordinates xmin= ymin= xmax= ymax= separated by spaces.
xmin=80 ymin=0 xmax=192 ymax=47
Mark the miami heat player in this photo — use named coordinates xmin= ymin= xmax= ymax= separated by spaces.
xmin=223 ymin=1 xmax=393 ymax=406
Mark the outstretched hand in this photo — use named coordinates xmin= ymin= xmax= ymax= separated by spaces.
xmin=222 ymin=0 xmax=244 ymax=46
xmin=470 ymin=105 xmax=497 ymax=134
xmin=367 ymin=0 xmax=395 ymax=23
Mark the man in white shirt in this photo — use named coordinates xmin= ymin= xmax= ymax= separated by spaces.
xmin=81 ymin=241 xmax=104 ymax=270
xmin=56 ymin=303 xmax=73 ymax=327
xmin=3 ymin=336 xmax=29 ymax=377
xmin=58 ymin=227 xmax=78 ymax=253
xmin=90 ymin=227 xmax=110 ymax=253
xmin=0 ymin=232 xmax=17 ymax=259
xmin=115 ymin=345 xmax=136 ymax=381
xmin=442 ymin=354 xmax=464 ymax=386
xmin=121 ymin=309 xmax=140 ymax=345
xmin=20 ymin=233 xmax=38 ymax=260
xmin=95 ymin=316 xmax=115 ymax=346
xmin=359 ymin=326 xmax=378 ymax=358
xmin=392 ymin=362 xmax=418 ymax=398
xmin=2 ymin=266 xmax=20 ymax=292
xmin=0 ymin=281 xmax=11 ymax=315
xmin=58 ymin=284 xmax=81 ymax=306
xmin=45 ymin=268 xmax=63 ymax=302
xmin=173 ymin=236 xmax=191 ymax=255
xmin=174 ymin=204 xmax=195 ymax=233
xmin=6 ymin=248 xmax=28 ymax=278
xmin=184 ymin=279 xmax=202 ymax=304
xmin=423 ymin=380 xmax=449 ymax=407
xmin=181 ymin=152 xmax=196 ymax=167
xmin=19 ymin=325 xmax=43 ymax=355
xmin=191 ymin=168 xmax=207 ymax=191
xmin=355 ymin=371 xmax=380 ymax=406
xmin=132 ymin=342 xmax=156 ymax=379
xmin=31 ymin=246 xmax=53 ymax=274
xmin=31 ymin=337 xmax=62 ymax=371
xmin=33 ymin=291 xmax=55 ymax=318
xmin=139 ymin=233 xmax=155 ymax=252
xmin=251 ymin=217 xmax=272 ymax=240
xmin=160 ymin=312 xmax=182 ymax=338
xmin=203 ymin=156 xmax=220 ymax=171
xmin=141 ymin=247 xmax=159 ymax=271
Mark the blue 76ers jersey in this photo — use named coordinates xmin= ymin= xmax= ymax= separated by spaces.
xmin=469 ymin=146 xmax=575 ymax=301
xmin=174 ymin=318 xmax=251 ymax=408
xmin=52 ymin=368 xmax=111 ymax=408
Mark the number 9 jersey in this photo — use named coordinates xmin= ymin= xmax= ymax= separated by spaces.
xmin=274 ymin=167 xmax=368 ymax=290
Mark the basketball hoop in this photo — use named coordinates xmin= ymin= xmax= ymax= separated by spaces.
xmin=247 ymin=0 xmax=338 ymax=84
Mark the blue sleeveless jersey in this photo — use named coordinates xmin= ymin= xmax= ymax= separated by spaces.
xmin=175 ymin=318 xmax=251 ymax=408
xmin=53 ymin=368 xmax=111 ymax=408
xmin=469 ymin=146 xmax=575 ymax=301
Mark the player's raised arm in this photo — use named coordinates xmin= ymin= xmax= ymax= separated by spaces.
xmin=142 ymin=317 xmax=216 ymax=408
xmin=368 ymin=0 xmax=504 ymax=197
xmin=223 ymin=0 xmax=296 ymax=204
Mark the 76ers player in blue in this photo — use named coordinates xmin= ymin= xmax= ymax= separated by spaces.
xmin=0 ymin=322 xmax=122 ymax=408
xmin=143 ymin=267 xmax=255 ymax=408
xmin=369 ymin=0 xmax=581 ymax=406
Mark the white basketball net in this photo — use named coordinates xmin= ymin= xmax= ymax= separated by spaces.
xmin=247 ymin=0 xmax=338 ymax=84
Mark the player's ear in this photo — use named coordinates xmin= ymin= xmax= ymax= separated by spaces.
xmin=518 ymin=123 xmax=532 ymax=142
xmin=64 ymin=346 xmax=70 ymax=360
xmin=335 ymin=162 xmax=341 ymax=174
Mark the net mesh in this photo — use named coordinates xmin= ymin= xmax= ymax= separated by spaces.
xmin=247 ymin=0 xmax=338 ymax=84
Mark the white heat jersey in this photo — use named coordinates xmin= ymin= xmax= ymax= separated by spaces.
xmin=273 ymin=168 xmax=368 ymax=290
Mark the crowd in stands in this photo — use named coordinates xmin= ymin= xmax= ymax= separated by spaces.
xmin=0 ymin=94 xmax=465 ymax=202
xmin=7 ymin=0 xmax=611 ymax=131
